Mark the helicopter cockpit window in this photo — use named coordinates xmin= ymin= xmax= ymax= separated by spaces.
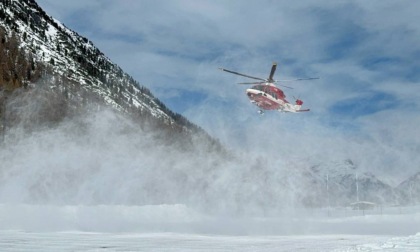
xmin=252 ymin=85 xmax=264 ymax=91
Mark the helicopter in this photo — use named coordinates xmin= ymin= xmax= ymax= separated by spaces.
xmin=219 ymin=62 xmax=318 ymax=114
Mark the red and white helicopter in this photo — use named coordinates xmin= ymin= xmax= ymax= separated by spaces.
xmin=219 ymin=62 xmax=318 ymax=114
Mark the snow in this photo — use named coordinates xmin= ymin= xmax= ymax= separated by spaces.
xmin=0 ymin=231 xmax=395 ymax=252
xmin=0 ymin=107 xmax=419 ymax=250
xmin=0 ymin=230 xmax=419 ymax=251
xmin=0 ymin=204 xmax=419 ymax=251
xmin=0 ymin=105 xmax=418 ymax=250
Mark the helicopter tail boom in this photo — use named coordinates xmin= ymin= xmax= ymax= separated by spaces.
xmin=296 ymin=109 xmax=310 ymax=112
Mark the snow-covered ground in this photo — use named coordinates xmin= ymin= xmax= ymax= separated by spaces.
xmin=0 ymin=230 xmax=419 ymax=251
xmin=0 ymin=231 xmax=413 ymax=252
xmin=1 ymin=204 xmax=419 ymax=251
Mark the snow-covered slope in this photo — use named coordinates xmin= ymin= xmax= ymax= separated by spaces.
xmin=0 ymin=0 xmax=199 ymax=132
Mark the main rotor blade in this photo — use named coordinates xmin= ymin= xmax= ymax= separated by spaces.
xmin=237 ymin=81 xmax=293 ymax=89
xmin=275 ymin=77 xmax=320 ymax=82
xmin=219 ymin=67 xmax=266 ymax=81
xmin=268 ymin=62 xmax=277 ymax=82
xmin=237 ymin=82 xmax=266 ymax=85
xmin=279 ymin=84 xmax=294 ymax=89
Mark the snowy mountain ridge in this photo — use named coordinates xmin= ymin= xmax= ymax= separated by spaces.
xmin=297 ymin=159 xmax=407 ymax=207
xmin=0 ymin=0 xmax=200 ymax=132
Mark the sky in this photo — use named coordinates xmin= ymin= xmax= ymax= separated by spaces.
xmin=34 ymin=0 xmax=420 ymax=184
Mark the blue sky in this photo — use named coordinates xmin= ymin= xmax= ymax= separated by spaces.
xmin=35 ymin=0 xmax=420 ymax=183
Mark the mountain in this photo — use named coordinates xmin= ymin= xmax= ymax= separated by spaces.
xmin=0 ymin=0 xmax=233 ymax=213
xmin=296 ymin=159 xmax=401 ymax=207
xmin=396 ymin=172 xmax=420 ymax=205
xmin=0 ymin=0 xmax=215 ymax=141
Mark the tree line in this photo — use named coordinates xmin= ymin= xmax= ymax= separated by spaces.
xmin=0 ymin=27 xmax=43 ymax=91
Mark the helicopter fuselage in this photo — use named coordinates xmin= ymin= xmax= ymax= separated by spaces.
xmin=246 ymin=84 xmax=287 ymax=110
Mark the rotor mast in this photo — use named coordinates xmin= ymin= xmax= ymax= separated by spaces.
xmin=267 ymin=62 xmax=277 ymax=83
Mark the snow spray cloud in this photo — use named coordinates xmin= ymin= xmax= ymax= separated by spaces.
xmin=185 ymin=86 xmax=420 ymax=187
xmin=0 ymin=83 xmax=308 ymax=216
xmin=0 ymin=83 xmax=419 ymax=235
xmin=0 ymin=82 xmax=415 ymax=212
